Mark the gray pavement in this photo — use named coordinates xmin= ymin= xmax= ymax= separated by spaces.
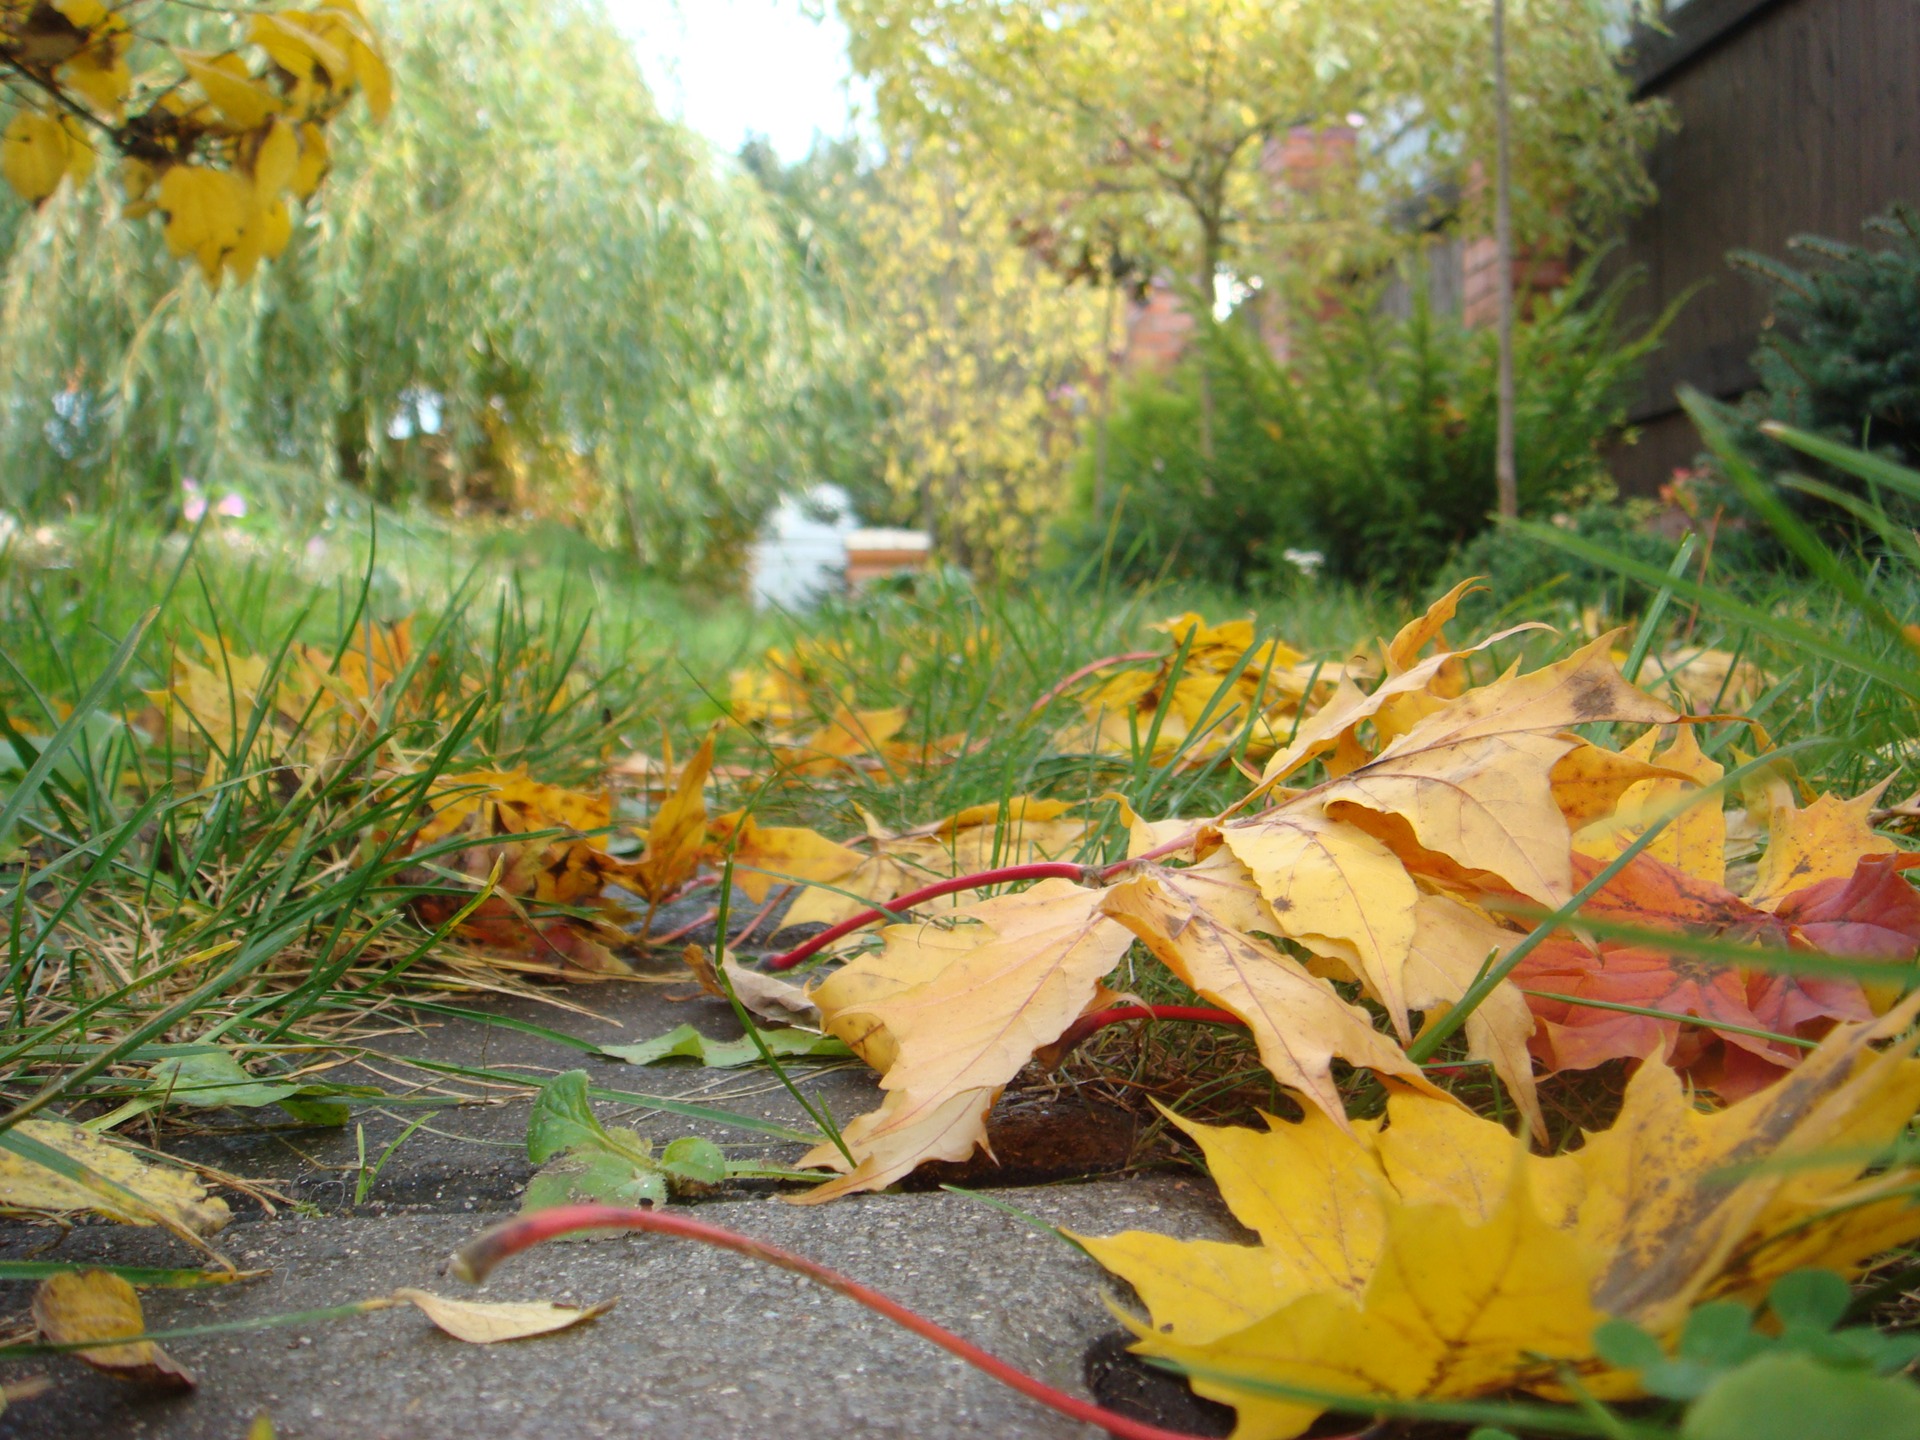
xmin=0 ymin=979 xmax=1231 ymax=1438
xmin=0 ymin=1180 xmax=1235 ymax=1440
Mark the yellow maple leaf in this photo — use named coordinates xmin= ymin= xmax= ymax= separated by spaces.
xmin=1100 ymin=859 xmax=1448 ymax=1132
xmin=631 ymin=726 xmax=716 ymax=902
xmin=794 ymin=877 xmax=1132 ymax=1199
xmin=778 ymin=796 xmax=1090 ymax=931
xmin=1314 ymin=635 xmax=1680 ymax=909
xmin=1056 ymin=612 xmax=1325 ymax=768
xmin=1745 ymin=782 xmax=1895 ymax=909
xmin=1218 ymin=802 xmax=1419 ymax=1036
xmin=411 ymin=769 xmax=635 ymax=977
xmin=1573 ymin=724 xmax=1727 ymax=885
xmin=1077 ymin=1001 xmax=1920 ymax=1438
xmin=706 ymin=811 xmax=864 ymax=905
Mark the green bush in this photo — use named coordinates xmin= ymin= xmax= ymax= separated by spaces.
xmin=1058 ymin=255 xmax=1671 ymax=590
xmin=1444 ymin=488 xmax=1683 ymax=623
xmin=1721 ymin=203 xmax=1920 ymax=525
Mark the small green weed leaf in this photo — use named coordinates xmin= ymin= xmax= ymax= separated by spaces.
xmin=146 ymin=1052 xmax=374 ymax=1123
xmin=599 ymin=1023 xmax=850 ymax=1068
xmin=523 ymin=1071 xmax=723 ymax=1211
xmin=526 ymin=1070 xmax=612 ymax=1164
xmin=660 ymin=1136 xmax=725 ymax=1186
xmin=1682 ymin=1353 xmax=1920 ymax=1440
xmin=1679 ymin=1301 xmax=1767 ymax=1368
xmin=1766 ymin=1270 xmax=1850 ymax=1332
xmin=149 ymin=1053 xmax=304 ymax=1111
xmin=1465 ymin=1431 xmax=1520 ymax=1440
xmin=524 ymin=1152 xmax=669 ymax=1211
xmin=1593 ymin=1318 xmax=1665 ymax=1372
xmin=273 ymin=1096 xmax=352 ymax=1127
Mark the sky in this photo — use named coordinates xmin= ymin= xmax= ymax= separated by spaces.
xmin=603 ymin=1 xmax=862 ymax=163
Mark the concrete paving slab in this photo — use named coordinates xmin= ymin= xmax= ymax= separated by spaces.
xmin=0 ymin=1178 xmax=1237 ymax=1440
xmin=162 ymin=982 xmax=1149 ymax=1214
xmin=164 ymin=980 xmax=885 ymax=1212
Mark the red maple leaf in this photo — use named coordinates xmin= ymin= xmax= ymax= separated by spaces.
xmin=1514 ymin=853 xmax=1857 ymax=1096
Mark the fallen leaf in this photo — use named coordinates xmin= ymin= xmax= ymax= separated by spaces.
xmin=1774 ymin=852 xmax=1920 ymax=965
xmin=1099 ymin=859 xmax=1446 ymax=1131
xmin=1317 ymin=636 xmax=1679 ymax=909
xmin=1076 ymin=1001 xmax=1920 ymax=1438
xmin=1055 ymin=613 xmax=1326 ymax=768
xmin=599 ymin=1022 xmax=850 ymax=1068
xmin=0 ymin=1119 xmax=229 ymax=1237
xmin=1399 ymin=892 xmax=1545 ymax=1140
xmin=631 ymin=726 xmax=718 ymax=902
xmin=32 ymin=1271 xmax=195 ymax=1390
xmin=1573 ymin=726 xmax=1727 ymax=886
xmin=1257 ymin=623 xmax=1541 ymax=785
xmin=680 ymin=946 xmax=822 ymax=1027
xmin=1516 ymin=851 xmax=1810 ymax=1081
xmin=1747 ymin=785 xmax=1895 ymax=909
xmin=774 ymin=704 xmax=907 ymax=777
xmin=1219 ymin=803 xmax=1419 ymax=1037
xmin=794 ymin=877 xmax=1131 ymax=1198
xmin=778 ymin=797 xmax=1090 ymax=931
xmin=707 ymin=812 xmax=864 ymax=904
xmin=393 ymin=1288 xmax=614 ymax=1344
xmin=410 ymin=768 xmax=637 ymax=976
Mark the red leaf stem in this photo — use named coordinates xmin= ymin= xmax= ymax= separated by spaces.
xmin=765 ymin=861 xmax=1094 ymax=970
xmin=1049 ymin=1004 xmax=1247 ymax=1060
xmin=652 ymin=906 xmax=717 ymax=945
xmin=1025 ymin=649 xmax=1162 ymax=716
xmin=451 ymin=1203 xmax=1306 ymax=1440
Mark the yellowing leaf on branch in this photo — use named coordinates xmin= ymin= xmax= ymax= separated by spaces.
xmin=157 ymin=164 xmax=254 ymax=284
xmin=1 ymin=110 xmax=71 ymax=204
xmin=177 ymin=50 xmax=279 ymax=129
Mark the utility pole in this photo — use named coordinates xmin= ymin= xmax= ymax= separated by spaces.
xmin=1493 ymin=0 xmax=1518 ymax=519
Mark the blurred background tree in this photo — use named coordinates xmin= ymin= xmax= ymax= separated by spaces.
xmin=0 ymin=0 xmax=824 ymax=576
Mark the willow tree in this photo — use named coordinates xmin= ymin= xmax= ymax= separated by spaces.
xmin=0 ymin=0 xmax=823 ymax=574
xmin=837 ymin=0 xmax=1668 ymax=455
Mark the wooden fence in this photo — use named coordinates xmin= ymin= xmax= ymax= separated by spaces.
xmin=1606 ymin=0 xmax=1920 ymax=494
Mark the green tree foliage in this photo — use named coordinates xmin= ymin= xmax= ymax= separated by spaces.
xmin=836 ymin=0 xmax=1667 ymax=300
xmin=738 ymin=134 xmax=890 ymax=519
xmin=0 ymin=0 xmax=821 ymax=574
xmin=1065 ymin=257 xmax=1669 ymax=588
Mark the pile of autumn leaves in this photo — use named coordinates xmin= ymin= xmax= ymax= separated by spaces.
xmin=152 ymin=587 xmax=1920 ymax=1436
